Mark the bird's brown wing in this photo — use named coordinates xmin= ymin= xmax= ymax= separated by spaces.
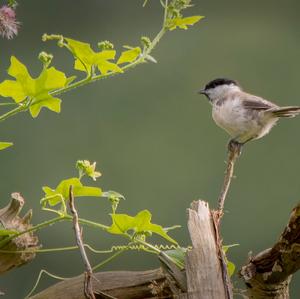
xmin=242 ymin=95 xmax=277 ymax=111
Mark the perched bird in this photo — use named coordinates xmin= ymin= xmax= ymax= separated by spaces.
xmin=198 ymin=78 xmax=300 ymax=149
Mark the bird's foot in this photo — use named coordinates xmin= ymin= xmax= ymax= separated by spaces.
xmin=228 ymin=139 xmax=243 ymax=156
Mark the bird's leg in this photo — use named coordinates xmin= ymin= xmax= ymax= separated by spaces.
xmin=227 ymin=139 xmax=243 ymax=156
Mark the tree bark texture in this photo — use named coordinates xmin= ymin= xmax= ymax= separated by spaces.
xmin=240 ymin=202 xmax=300 ymax=298
xmin=30 ymin=268 xmax=171 ymax=299
xmin=182 ymin=200 xmax=230 ymax=298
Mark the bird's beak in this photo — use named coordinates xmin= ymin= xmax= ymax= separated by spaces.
xmin=197 ymin=89 xmax=206 ymax=95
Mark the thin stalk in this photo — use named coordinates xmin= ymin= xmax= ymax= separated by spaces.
xmin=0 ymin=105 xmax=26 ymax=122
xmin=135 ymin=238 xmax=184 ymax=269
xmin=77 ymin=217 xmax=109 ymax=231
xmin=217 ymin=142 xmax=241 ymax=221
xmin=92 ymin=249 xmax=125 ymax=271
xmin=0 ymin=216 xmax=66 ymax=248
xmin=0 ymin=102 xmax=18 ymax=106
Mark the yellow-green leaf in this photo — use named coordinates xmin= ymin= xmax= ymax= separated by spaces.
xmin=0 ymin=142 xmax=13 ymax=150
xmin=227 ymin=261 xmax=236 ymax=277
xmin=66 ymin=38 xmax=95 ymax=66
xmin=117 ymin=47 xmax=141 ymax=64
xmin=168 ymin=16 xmax=204 ymax=31
xmin=96 ymin=60 xmax=123 ymax=75
xmin=35 ymin=67 xmax=67 ymax=92
xmin=29 ymin=96 xmax=61 ymax=118
xmin=0 ymin=80 xmax=27 ymax=102
xmin=107 ymin=214 xmax=135 ymax=234
xmin=108 ymin=210 xmax=178 ymax=244
xmin=41 ymin=177 xmax=102 ymax=207
xmin=0 ymin=56 xmax=67 ymax=117
xmin=8 ymin=56 xmax=32 ymax=81
xmin=65 ymin=38 xmax=122 ymax=75
xmin=74 ymin=59 xmax=87 ymax=72
xmin=94 ymin=50 xmax=116 ymax=61
xmin=74 ymin=186 xmax=102 ymax=197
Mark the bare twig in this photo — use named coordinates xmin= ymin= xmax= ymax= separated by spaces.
xmin=210 ymin=141 xmax=242 ymax=299
xmin=217 ymin=141 xmax=241 ymax=221
xmin=68 ymin=185 xmax=95 ymax=299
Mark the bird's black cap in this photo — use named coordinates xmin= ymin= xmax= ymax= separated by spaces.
xmin=204 ymin=78 xmax=238 ymax=91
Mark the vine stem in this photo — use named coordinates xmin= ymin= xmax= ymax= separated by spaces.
xmin=92 ymin=249 xmax=125 ymax=271
xmin=0 ymin=213 xmax=109 ymax=249
xmin=135 ymin=238 xmax=184 ymax=270
xmin=0 ymin=215 xmax=65 ymax=248
xmin=0 ymin=105 xmax=27 ymax=122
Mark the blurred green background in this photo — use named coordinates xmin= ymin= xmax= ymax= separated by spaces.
xmin=1 ymin=0 xmax=300 ymax=298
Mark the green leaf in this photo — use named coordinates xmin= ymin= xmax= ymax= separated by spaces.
xmin=65 ymin=38 xmax=122 ymax=75
xmin=41 ymin=186 xmax=65 ymax=207
xmin=227 ymin=260 xmax=236 ymax=277
xmin=41 ymin=177 xmax=102 ymax=206
xmin=117 ymin=47 xmax=141 ymax=64
xmin=168 ymin=16 xmax=204 ymax=31
xmin=29 ymin=96 xmax=61 ymax=118
xmin=74 ymin=186 xmax=102 ymax=197
xmin=0 ymin=142 xmax=13 ymax=150
xmin=35 ymin=67 xmax=67 ymax=92
xmin=0 ymin=80 xmax=28 ymax=102
xmin=107 ymin=214 xmax=135 ymax=235
xmin=0 ymin=56 xmax=35 ymax=102
xmin=164 ymin=247 xmax=187 ymax=267
xmin=0 ymin=56 xmax=67 ymax=117
xmin=222 ymin=244 xmax=238 ymax=277
xmin=67 ymin=39 xmax=95 ymax=74
xmin=108 ymin=210 xmax=178 ymax=244
xmin=8 ymin=56 xmax=32 ymax=80
xmin=96 ymin=60 xmax=123 ymax=75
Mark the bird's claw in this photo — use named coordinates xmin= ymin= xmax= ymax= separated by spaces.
xmin=228 ymin=140 xmax=242 ymax=156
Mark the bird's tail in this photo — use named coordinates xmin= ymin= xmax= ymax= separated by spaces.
xmin=271 ymin=106 xmax=300 ymax=118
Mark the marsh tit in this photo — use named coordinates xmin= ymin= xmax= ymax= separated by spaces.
xmin=198 ymin=78 xmax=300 ymax=148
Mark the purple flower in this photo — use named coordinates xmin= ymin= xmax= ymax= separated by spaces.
xmin=0 ymin=5 xmax=19 ymax=39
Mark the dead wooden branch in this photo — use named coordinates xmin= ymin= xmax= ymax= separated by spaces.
xmin=240 ymin=202 xmax=300 ymax=298
xmin=0 ymin=193 xmax=38 ymax=274
xmin=30 ymin=268 xmax=170 ymax=299
xmin=69 ymin=186 xmax=95 ymax=299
